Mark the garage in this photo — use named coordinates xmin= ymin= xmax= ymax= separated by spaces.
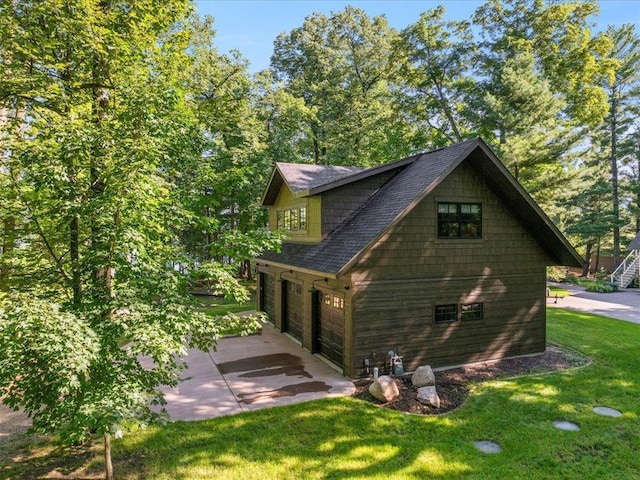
xmin=316 ymin=291 xmax=344 ymax=367
xmin=259 ymin=273 xmax=276 ymax=325
xmin=284 ymin=280 xmax=303 ymax=342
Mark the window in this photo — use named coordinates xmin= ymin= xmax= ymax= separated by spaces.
xmin=333 ymin=296 xmax=344 ymax=309
xmin=276 ymin=206 xmax=308 ymax=232
xmin=324 ymin=293 xmax=331 ymax=305
xmin=437 ymin=202 xmax=481 ymax=239
xmin=299 ymin=207 xmax=307 ymax=230
xmin=435 ymin=304 xmax=457 ymax=323
xmin=461 ymin=303 xmax=483 ymax=321
xmin=290 ymin=208 xmax=299 ymax=231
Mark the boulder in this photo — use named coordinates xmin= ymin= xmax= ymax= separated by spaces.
xmin=369 ymin=375 xmax=400 ymax=402
xmin=417 ymin=385 xmax=440 ymax=408
xmin=412 ymin=365 xmax=435 ymax=387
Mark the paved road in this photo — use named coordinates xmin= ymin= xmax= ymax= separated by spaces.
xmin=548 ymin=284 xmax=640 ymax=324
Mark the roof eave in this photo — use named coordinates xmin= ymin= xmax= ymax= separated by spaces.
xmin=255 ymin=258 xmax=338 ymax=280
xmin=472 ymin=140 xmax=584 ymax=268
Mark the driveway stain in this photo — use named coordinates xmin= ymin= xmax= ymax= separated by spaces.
xmin=216 ymin=353 xmax=312 ymax=378
xmin=237 ymin=381 xmax=332 ymax=404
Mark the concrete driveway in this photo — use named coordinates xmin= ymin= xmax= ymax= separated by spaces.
xmin=548 ymin=284 xmax=640 ymax=324
xmin=159 ymin=322 xmax=355 ymax=421
xmin=0 ymin=323 xmax=355 ymax=437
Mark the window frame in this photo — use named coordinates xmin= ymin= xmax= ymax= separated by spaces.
xmin=434 ymin=304 xmax=458 ymax=323
xmin=461 ymin=302 xmax=484 ymax=321
xmin=437 ymin=202 xmax=482 ymax=239
xmin=275 ymin=206 xmax=309 ymax=232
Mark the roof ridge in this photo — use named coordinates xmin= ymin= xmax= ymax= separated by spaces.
xmin=321 ymin=157 xmax=419 ymax=240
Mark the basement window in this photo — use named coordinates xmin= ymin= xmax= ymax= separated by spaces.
xmin=438 ymin=202 xmax=482 ymax=239
xmin=461 ymin=303 xmax=483 ymax=321
xmin=434 ymin=304 xmax=457 ymax=323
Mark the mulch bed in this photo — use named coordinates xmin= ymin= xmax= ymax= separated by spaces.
xmin=352 ymin=345 xmax=590 ymax=415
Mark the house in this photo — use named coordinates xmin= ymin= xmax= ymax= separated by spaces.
xmin=611 ymin=231 xmax=640 ymax=288
xmin=255 ymin=138 xmax=583 ymax=378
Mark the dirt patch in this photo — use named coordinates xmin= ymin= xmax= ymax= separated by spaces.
xmin=353 ymin=345 xmax=590 ymax=415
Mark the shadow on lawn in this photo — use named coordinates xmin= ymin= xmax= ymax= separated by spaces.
xmin=4 ymin=310 xmax=640 ymax=479
xmin=118 ymin=398 xmax=477 ymax=479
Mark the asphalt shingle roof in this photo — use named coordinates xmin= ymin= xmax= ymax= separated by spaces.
xmin=258 ymin=137 xmax=583 ymax=275
xmin=259 ymin=140 xmax=478 ymax=275
xmin=277 ymin=163 xmax=365 ymax=194
xmin=629 ymin=231 xmax=640 ymax=250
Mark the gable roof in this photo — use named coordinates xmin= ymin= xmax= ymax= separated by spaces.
xmin=629 ymin=231 xmax=640 ymax=250
xmin=262 ymin=163 xmax=365 ymax=205
xmin=258 ymin=138 xmax=583 ymax=277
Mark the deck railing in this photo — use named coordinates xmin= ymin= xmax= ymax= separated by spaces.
xmin=610 ymin=250 xmax=639 ymax=288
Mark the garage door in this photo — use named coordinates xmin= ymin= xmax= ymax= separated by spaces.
xmin=284 ymin=281 xmax=303 ymax=342
xmin=316 ymin=291 xmax=344 ymax=366
xmin=260 ymin=273 xmax=275 ymax=325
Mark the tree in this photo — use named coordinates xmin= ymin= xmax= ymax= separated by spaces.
xmin=470 ymin=0 xmax=615 ymax=212
xmin=600 ymin=24 xmax=640 ymax=265
xmin=399 ymin=6 xmax=478 ymax=146
xmin=0 ymin=3 xmax=262 ymax=478
xmin=270 ymin=6 xmax=411 ymax=166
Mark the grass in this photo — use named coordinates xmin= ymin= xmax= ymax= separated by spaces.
xmin=193 ymin=294 xmax=256 ymax=316
xmin=547 ymin=284 xmax=571 ymax=298
xmin=3 ymin=308 xmax=640 ymax=479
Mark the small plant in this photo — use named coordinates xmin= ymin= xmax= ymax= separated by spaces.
xmin=594 ymin=268 xmax=611 ymax=281
xmin=564 ymin=273 xmax=580 ymax=285
xmin=585 ymin=281 xmax=617 ymax=293
xmin=546 ymin=267 xmax=566 ymax=283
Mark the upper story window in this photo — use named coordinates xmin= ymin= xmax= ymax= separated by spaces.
xmin=277 ymin=206 xmax=307 ymax=232
xmin=438 ymin=202 xmax=482 ymax=239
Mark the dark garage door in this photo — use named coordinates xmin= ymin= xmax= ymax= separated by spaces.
xmin=284 ymin=281 xmax=303 ymax=342
xmin=316 ymin=292 xmax=344 ymax=367
xmin=260 ymin=273 xmax=275 ymax=325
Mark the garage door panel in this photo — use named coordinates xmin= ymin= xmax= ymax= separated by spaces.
xmin=317 ymin=292 xmax=344 ymax=366
xmin=261 ymin=273 xmax=275 ymax=325
xmin=285 ymin=281 xmax=303 ymax=342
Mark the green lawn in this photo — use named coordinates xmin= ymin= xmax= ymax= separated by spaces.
xmin=193 ymin=294 xmax=256 ymax=316
xmin=3 ymin=309 xmax=639 ymax=479
xmin=547 ymin=284 xmax=571 ymax=298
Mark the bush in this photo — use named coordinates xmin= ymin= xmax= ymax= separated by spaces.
xmin=564 ymin=274 xmax=581 ymax=285
xmin=594 ymin=268 xmax=611 ymax=281
xmin=546 ymin=267 xmax=566 ymax=283
xmin=585 ymin=281 xmax=618 ymax=293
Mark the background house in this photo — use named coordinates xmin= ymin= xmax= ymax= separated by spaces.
xmin=256 ymin=138 xmax=583 ymax=378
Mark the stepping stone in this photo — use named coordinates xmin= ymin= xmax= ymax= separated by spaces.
xmin=593 ymin=406 xmax=622 ymax=417
xmin=553 ymin=420 xmax=580 ymax=431
xmin=474 ymin=440 xmax=501 ymax=453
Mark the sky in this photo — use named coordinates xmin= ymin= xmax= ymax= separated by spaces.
xmin=196 ymin=0 xmax=640 ymax=72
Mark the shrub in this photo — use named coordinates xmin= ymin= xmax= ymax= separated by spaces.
xmin=585 ymin=281 xmax=617 ymax=293
xmin=546 ymin=267 xmax=566 ymax=283
xmin=564 ymin=274 xmax=581 ymax=285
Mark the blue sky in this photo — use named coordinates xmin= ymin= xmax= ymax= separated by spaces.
xmin=196 ymin=0 xmax=640 ymax=72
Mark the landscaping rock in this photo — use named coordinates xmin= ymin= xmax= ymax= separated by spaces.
xmin=416 ymin=385 xmax=440 ymax=408
xmin=369 ymin=375 xmax=400 ymax=402
xmin=412 ymin=365 xmax=436 ymax=387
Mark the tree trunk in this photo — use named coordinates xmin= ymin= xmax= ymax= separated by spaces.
xmin=595 ymin=242 xmax=601 ymax=273
xmin=313 ymin=137 xmax=321 ymax=165
xmin=582 ymin=240 xmax=593 ymax=277
xmin=0 ymin=105 xmax=25 ymax=290
xmin=610 ymin=87 xmax=620 ymax=268
xmin=104 ymin=432 xmax=114 ymax=480
xmin=91 ymin=0 xmax=114 ymax=303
